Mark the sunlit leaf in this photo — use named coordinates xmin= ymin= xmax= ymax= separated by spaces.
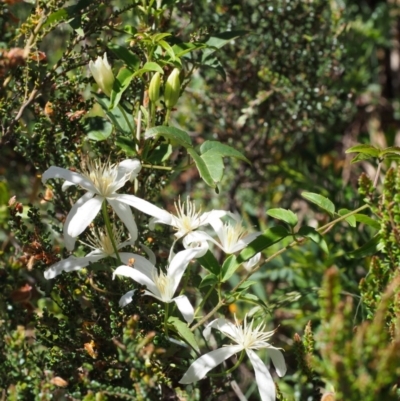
xmin=302 ymin=191 xmax=335 ymax=216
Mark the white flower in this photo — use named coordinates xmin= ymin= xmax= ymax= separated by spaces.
xmin=184 ymin=213 xmax=261 ymax=254
xmin=243 ymin=252 xmax=262 ymax=271
xmin=44 ymin=225 xmax=155 ymax=279
xmin=113 ymin=246 xmax=206 ymax=323
xmin=179 ymin=316 xmax=286 ymax=401
xmin=42 ymin=158 xmax=171 ymax=251
xmin=88 ymin=53 xmax=115 ymax=96
xmin=149 ymin=196 xmax=227 ymax=239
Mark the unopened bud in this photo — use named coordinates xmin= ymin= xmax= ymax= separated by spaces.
xmin=149 ymin=72 xmax=161 ymax=103
xmin=88 ymin=53 xmax=115 ymax=97
xmin=164 ymin=68 xmax=181 ymax=109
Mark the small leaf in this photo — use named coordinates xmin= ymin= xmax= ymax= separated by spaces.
xmin=199 ymin=274 xmax=219 ymax=288
xmin=298 ymin=226 xmax=329 ymax=254
xmin=200 ymin=150 xmax=224 ymax=183
xmin=354 ymin=214 xmax=380 ymax=230
xmin=348 ymin=235 xmax=381 ymax=259
xmin=167 ymin=317 xmax=199 ymax=352
xmin=158 ymin=40 xmax=176 ymax=61
xmin=187 ymin=148 xmax=215 ymax=188
xmin=302 ymin=192 xmax=335 ymax=216
xmin=350 ymin=153 xmax=375 ymax=164
xmin=236 ymin=280 xmax=257 ymax=292
xmin=221 ymin=255 xmax=240 ymax=282
xmin=83 ymin=117 xmax=112 ymax=141
xmin=197 ymin=250 xmax=221 ymax=275
xmin=267 ymin=208 xmax=298 ymax=227
xmin=115 ymin=136 xmax=137 ymax=157
xmin=146 ymin=143 xmax=172 ymax=164
xmin=237 ymin=226 xmax=289 ymax=263
xmin=202 ymin=30 xmax=248 ymax=61
xmin=237 ymin=293 xmax=270 ymax=312
xmin=136 ymin=62 xmax=164 ymax=74
xmin=338 ymin=209 xmax=356 ymax=227
xmin=144 ymin=126 xmax=192 ymax=148
xmin=109 ymin=67 xmax=135 ymax=109
xmin=199 ymin=141 xmax=250 ymax=163
xmin=345 ymin=144 xmax=380 ymax=156
xmin=108 ymin=44 xmax=140 ymax=70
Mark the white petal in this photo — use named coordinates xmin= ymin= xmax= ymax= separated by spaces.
xmin=115 ymin=194 xmax=172 ymax=222
xmin=42 ymin=166 xmax=97 ymax=193
xmin=208 ymin=217 xmax=224 ymax=240
xmin=203 ymin=318 xmax=238 ymax=341
xmin=107 ymin=198 xmax=138 ymax=242
xmin=173 ymin=295 xmax=194 ymax=323
xmin=119 ymin=290 xmax=136 ymax=307
xmin=139 ymin=243 xmax=156 ymax=265
xmin=179 ymin=345 xmax=242 ymax=384
xmin=229 ymin=232 xmax=261 ymax=253
xmin=63 ymin=192 xmax=95 ymax=251
xmin=119 ymin=253 xmax=156 ymax=276
xmin=267 ymin=348 xmax=287 ymax=377
xmin=201 ymin=210 xmax=229 ymax=225
xmin=44 ymin=255 xmax=104 ymax=279
xmin=61 ymin=181 xmax=76 ymax=191
xmin=117 ymin=159 xmax=141 ymax=182
xmin=113 ymin=265 xmax=159 ymax=296
xmin=67 ymin=196 xmax=103 ymax=238
xmin=243 ymin=252 xmax=262 ymax=271
xmin=246 ymin=350 xmax=276 ymax=401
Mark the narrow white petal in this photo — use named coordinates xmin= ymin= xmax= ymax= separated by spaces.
xmin=44 ymin=255 xmax=104 ymax=279
xmin=243 ymin=252 xmax=262 ymax=271
xmin=116 ymin=194 xmax=172 ymax=222
xmin=63 ymin=192 xmax=95 ymax=251
xmin=117 ymin=159 xmax=141 ymax=182
xmin=113 ymin=265 xmax=159 ymax=296
xmin=179 ymin=345 xmax=242 ymax=384
xmin=61 ymin=181 xmax=76 ymax=191
xmin=267 ymin=348 xmax=287 ymax=377
xmin=117 ymin=238 xmax=136 ymax=249
xmin=139 ymin=243 xmax=156 ymax=265
xmin=246 ymin=350 xmax=276 ymax=401
xmin=42 ymin=166 xmax=97 ymax=193
xmin=202 ymin=210 xmax=229 ymax=225
xmin=119 ymin=290 xmax=136 ymax=307
xmin=230 ymin=232 xmax=261 ymax=253
xmin=173 ymin=295 xmax=194 ymax=323
xmin=107 ymin=198 xmax=138 ymax=242
xmin=119 ymin=253 xmax=156 ymax=276
xmin=68 ymin=196 xmax=103 ymax=238
xmin=203 ymin=318 xmax=238 ymax=340
xmin=208 ymin=217 xmax=224 ymax=240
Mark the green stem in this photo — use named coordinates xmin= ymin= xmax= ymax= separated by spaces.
xmin=118 ymin=104 xmax=138 ymax=146
xmin=164 ymin=108 xmax=171 ymax=125
xmin=164 ymin=302 xmax=170 ymax=336
xmin=141 ymin=164 xmax=172 ymax=171
xmin=191 ymin=202 xmax=371 ymax=331
xmin=207 ymin=350 xmax=246 ymax=378
xmin=102 ymin=202 xmax=122 ymax=265
xmin=194 ymin=285 xmax=215 ymax=319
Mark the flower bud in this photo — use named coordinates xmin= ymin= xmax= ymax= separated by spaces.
xmin=88 ymin=53 xmax=115 ymax=97
xmin=149 ymin=72 xmax=161 ymax=103
xmin=164 ymin=68 xmax=181 ymax=109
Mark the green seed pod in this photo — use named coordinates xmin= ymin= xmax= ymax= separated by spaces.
xmin=164 ymin=68 xmax=181 ymax=109
xmin=149 ymin=72 xmax=161 ymax=102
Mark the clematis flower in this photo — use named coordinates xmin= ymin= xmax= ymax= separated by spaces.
xmin=113 ymin=246 xmax=206 ymax=323
xmin=179 ymin=316 xmax=286 ymax=401
xmin=149 ymin=196 xmax=227 ymax=239
xmin=88 ymin=53 xmax=115 ymax=97
xmin=42 ymin=158 xmax=171 ymax=251
xmin=184 ymin=213 xmax=261 ymax=254
xmin=44 ymin=224 xmax=155 ymax=279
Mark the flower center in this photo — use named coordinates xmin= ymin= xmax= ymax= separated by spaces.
xmin=153 ymin=271 xmax=174 ymax=301
xmin=85 ymin=225 xmax=123 ymax=256
xmin=174 ymin=197 xmax=202 ymax=236
xmin=222 ymin=222 xmax=247 ymax=252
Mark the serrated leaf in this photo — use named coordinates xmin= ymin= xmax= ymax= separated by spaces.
xmin=237 ymin=226 xmax=289 ymax=263
xmin=200 ymin=150 xmax=224 ymax=183
xmin=298 ymin=226 xmax=329 ymax=254
xmin=199 ymin=141 xmax=250 ymax=163
xmin=108 ymin=44 xmax=140 ymax=70
xmin=348 ymin=235 xmax=381 ymax=259
xmin=199 ymin=274 xmax=219 ymax=288
xmin=354 ymin=214 xmax=380 ymax=230
xmin=345 ymin=144 xmax=380 ymax=156
xmin=267 ymin=208 xmax=298 ymax=227
xmin=144 ymin=126 xmax=192 ymax=148
xmin=197 ymin=250 xmax=221 ymax=275
xmin=221 ymin=255 xmax=240 ymax=282
xmin=302 ymin=192 xmax=335 ymax=216
xmin=187 ymin=148 xmax=215 ymax=188
xmin=338 ymin=209 xmax=356 ymax=227
xmin=83 ymin=117 xmax=113 ymax=141
xmin=167 ymin=317 xmax=199 ymax=352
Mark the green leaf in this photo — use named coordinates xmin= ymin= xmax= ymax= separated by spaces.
xmin=146 ymin=143 xmax=172 ymax=164
xmin=115 ymin=136 xmax=137 ymax=157
xmin=199 ymin=141 xmax=250 ymax=163
xmin=267 ymin=208 xmax=298 ymax=227
xmin=109 ymin=67 xmax=135 ymax=110
xmin=345 ymin=144 xmax=380 ymax=156
xmin=200 ymin=150 xmax=224 ymax=183
xmin=237 ymin=226 xmax=289 ymax=263
xmin=298 ymin=226 xmax=329 ymax=254
xmin=167 ymin=317 xmax=199 ymax=353
xmin=348 ymin=235 xmax=381 ymax=259
xmin=144 ymin=126 xmax=192 ymax=148
xmin=338 ymin=209 xmax=356 ymax=227
xmin=108 ymin=44 xmax=140 ymax=70
xmin=202 ymin=30 xmax=248 ymax=61
xmin=236 ymin=293 xmax=270 ymax=312
xmin=187 ymin=148 xmax=215 ymax=188
xmin=236 ymin=280 xmax=257 ymax=292
xmin=301 ymin=192 xmax=335 ymax=216
xmin=158 ymin=40 xmax=176 ymax=61
xmin=350 ymin=152 xmax=375 ymax=164
xmin=354 ymin=214 xmax=380 ymax=230
xmin=221 ymin=255 xmax=240 ymax=282
xmin=136 ymin=62 xmax=164 ymax=75
xmin=199 ymin=274 xmax=219 ymax=288
xmin=83 ymin=117 xmax=113 ymax=141
xmin=172 ymin=42 xmax=206 ymax=58
xmin=379 ymin=146 xmax=400 ymax=158
xmin=197 ymin=250 xmax=221 ymax=275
